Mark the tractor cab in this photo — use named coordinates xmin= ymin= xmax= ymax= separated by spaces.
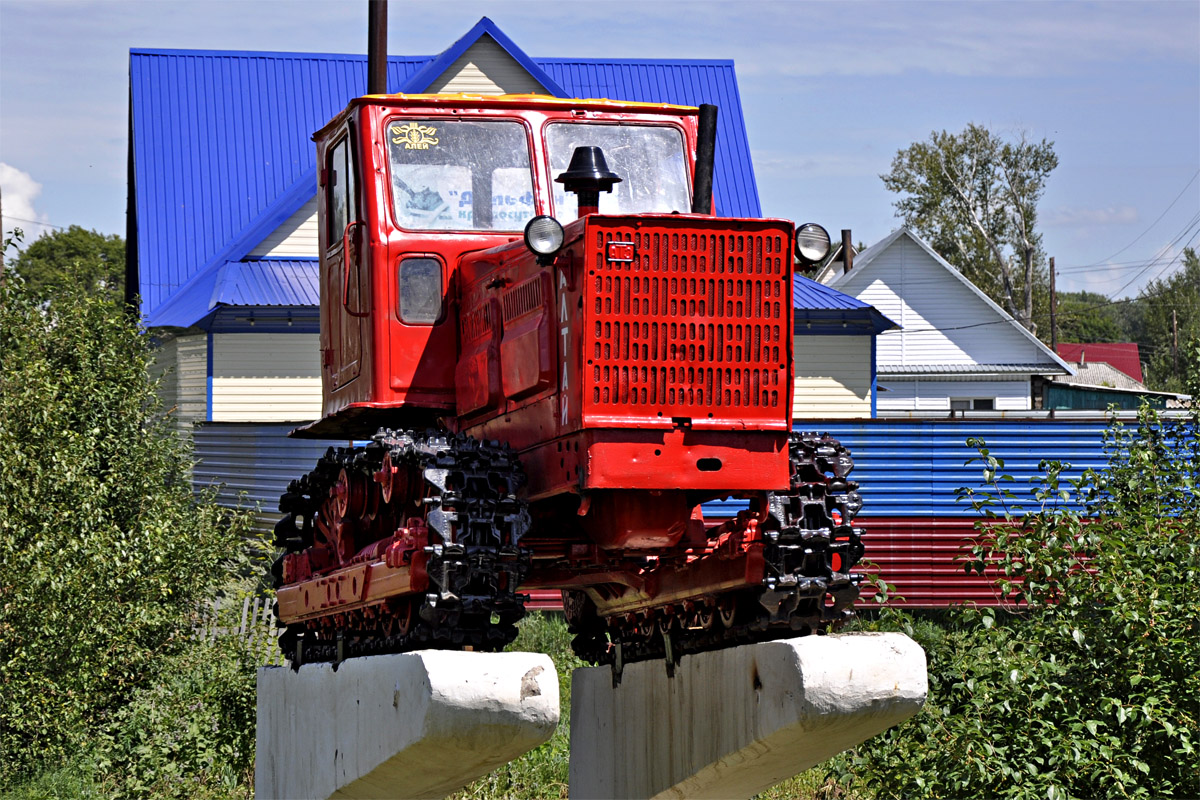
xmin=301 ymin=94 xmax=716 ymax=438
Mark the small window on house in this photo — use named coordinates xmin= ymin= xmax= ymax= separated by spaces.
xmin=951 ymin=398 xmax=995 ymax=411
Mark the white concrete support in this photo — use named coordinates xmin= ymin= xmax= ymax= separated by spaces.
xmin=256 ymin=651 xmax=559 ymax=800
xmin=569 ymin=632 xmax=927 ymax=799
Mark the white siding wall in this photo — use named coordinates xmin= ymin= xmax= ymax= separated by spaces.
xmin=793 ymin=335 xmax=872 ymax=419
xmin=846 ymin=236 xmax=1049 ymax=368
xmin=211 ymin=333 xmax=321 ymax=421
xmin=426 ymin=36 xmax=550 ymax=95
xmin=151 ymin=334 xmax=208 ymax=435
xmin=248 ymin=197 xmax=319 ymax=259
xmin=876 ymin=378 xmax=1032 ymax=412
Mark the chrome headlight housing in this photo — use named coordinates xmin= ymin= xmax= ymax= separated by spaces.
xmin=795 ymin=222 xmax=832 ymax=266
xmin=524 ymin=215 xmax=565 ymax=259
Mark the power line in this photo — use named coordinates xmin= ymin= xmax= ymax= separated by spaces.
xmin=1102 ymin=225 xmax=1200 ymax=302
xmin=1055 ymin=210 xmax=1200 ymax=275
xmin=1056 ymin=255 xmax=1195 ymax=272
xmin=895 ymin=254 xmax=1195 ymax=336
xmin=1079 ymin=169 xmax=1200 ymax=266
xmin=2 ymin=215 xmax=65 ymax=231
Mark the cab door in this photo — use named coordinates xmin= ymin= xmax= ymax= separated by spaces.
xmin=323 ymin=132 xmax=366 ymax=389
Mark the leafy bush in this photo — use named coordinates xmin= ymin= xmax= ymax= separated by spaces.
xmin=92 ymin=638 xmax=258 ymax=798
xmin=0 ymin=266 xmax=254 ymax=783
xmin=834 ymin=396 xmax=1200 ymax=798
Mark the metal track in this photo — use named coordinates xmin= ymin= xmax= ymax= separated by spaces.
xmin=566 ymin=432 xmax=865 ymax=674
xmin=271 ymin=430 xmax=532 ymax=669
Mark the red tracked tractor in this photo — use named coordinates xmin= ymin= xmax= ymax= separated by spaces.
xmin=271 ymin=91 xmax=864 ymax=673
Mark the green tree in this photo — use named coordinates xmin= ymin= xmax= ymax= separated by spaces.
xmin=0 ymin=253 xmax=253 ymax=782
xmin=881 ymin=124 xmax=1058 ymax=333
xmin=1055 ymin=290 xmax=1130 ymax=343
xmin=1130 ymin=247 xmax=1200 ymax=392
xmin=835 ymin=386 xmax=1200 ymax=798
xmin=5 ymin=224 xmax=125 ymax=303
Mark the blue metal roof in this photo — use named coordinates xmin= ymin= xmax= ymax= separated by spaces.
xmin=131 ymin=50 xmax=427 ymax=325
xmin=213 ymin=259 xmax=320 ymax=307
xmin=131 ymin=20 xmax=764 ymax=326
xmin=793 ymin=275 xmax=897 ymax=333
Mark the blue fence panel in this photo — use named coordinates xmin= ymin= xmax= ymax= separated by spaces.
xmin=193 ymin=423 xmax=352 ymax=532
xmin=817 ymin=419 xmax=1113 ymax=518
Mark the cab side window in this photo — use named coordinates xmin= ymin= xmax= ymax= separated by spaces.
xmin=327 ymin=137 xmax=358 ymax=242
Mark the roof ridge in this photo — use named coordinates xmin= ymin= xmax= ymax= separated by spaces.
xmin=130 ymin=47 xmax=433 ymax=61
xmin=534 ymin=57 xmax=736 ymax=66
xmin=400 ymin=17 xmax=566 ymax=96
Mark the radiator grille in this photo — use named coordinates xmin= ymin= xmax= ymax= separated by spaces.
xmin=583 ymin=220 xmax=792 ymax=427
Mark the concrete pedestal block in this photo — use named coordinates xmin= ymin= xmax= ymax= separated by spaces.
xmin=569 ymin=632 xmax=927 ymax=799
xmin=256 ymin=651 xmax=559 ymax=800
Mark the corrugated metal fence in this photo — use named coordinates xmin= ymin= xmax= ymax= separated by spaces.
xmin=193 ymin=423 xmax=350 ymax=534
xmin=819 ymin=417 xmax=1112 ymax=517
xmin=815 ymin=417 xmax=1114 ymax=606
xmin=193 ymin=416 xmax=1170 ymax=608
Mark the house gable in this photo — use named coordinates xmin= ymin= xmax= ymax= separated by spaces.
xmin=248 ymin=197 xmax=318 ymax=259
xmin=425 ymin=34 xmax=552 ymax=95
xmin=830 ymin=230 xmax=1070 ymax=374
xmin=399 ymin=16 xmax=565 ymax=97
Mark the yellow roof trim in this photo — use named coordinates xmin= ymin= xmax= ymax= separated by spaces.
xmin=358 ymin=92 xmax=699 ymax=112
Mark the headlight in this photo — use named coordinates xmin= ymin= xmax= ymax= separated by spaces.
xmin=795 ymin=222 xmax=831 ymax=265
xmin=524 ymin=215 xmax=565 ymax=258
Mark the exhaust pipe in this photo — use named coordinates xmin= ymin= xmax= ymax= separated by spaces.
xmin=691 ymin=104 xmax=717 ymax=214
xmin=368 ymin=0 xmax=387 ymax=94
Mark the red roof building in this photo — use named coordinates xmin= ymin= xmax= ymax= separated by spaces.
xmin=1056 ymin=343 xmax=1144 ymax=384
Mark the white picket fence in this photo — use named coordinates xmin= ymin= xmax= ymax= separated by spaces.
xmin=197 ymin=594 xmax=287 ymax=666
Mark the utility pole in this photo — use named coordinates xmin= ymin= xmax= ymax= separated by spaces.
xmin=1049 ymin=256 xmax=1058 ymax=352
xmin=1173 ymin=309 xmax=1178 ymax=373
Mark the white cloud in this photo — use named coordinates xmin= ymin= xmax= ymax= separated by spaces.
xmin=630 ymin=1 xmax=1200 ymax=81
xmin=752 ymin=150 xmax=883 ymax=180
xmin=1045 ymin=206 xmax=1140 ymax=228
xmin=0 ymin=163 xmax=54 ymax=244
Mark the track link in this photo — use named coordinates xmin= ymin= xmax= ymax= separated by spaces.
xmin=566 ymin=432 xmax=865 ymax=671
xmin=272 ymin=430 xmax=532 ymax=669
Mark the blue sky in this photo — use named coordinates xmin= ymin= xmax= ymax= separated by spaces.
xmin=1 ymin=0 xmax=1196 ymax=296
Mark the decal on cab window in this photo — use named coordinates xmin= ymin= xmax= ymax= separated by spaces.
xmin=391 ymin=122 xmax=440 ymax=150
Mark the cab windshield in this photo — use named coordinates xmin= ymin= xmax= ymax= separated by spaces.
xmin=387 ymin=119 xmax=535 ymax=231
xmin=546 ymin=123 xmax=691 ymax=221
